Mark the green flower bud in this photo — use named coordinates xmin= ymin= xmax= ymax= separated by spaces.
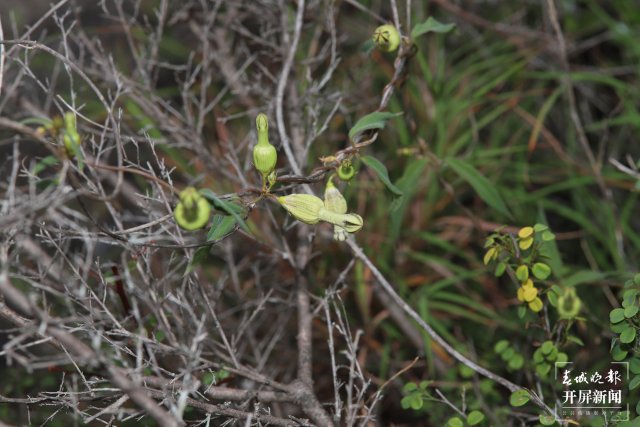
xmin=373 ymin=24 xmax=400 ymax=52
xmin=278 ymin=194 xmax=325 ymax=224
xmin=174 ymin=187 xmax=211 ymax=231
xmin=324 ymin=178 xmax=347 ymax=214
xmin=267 ymin=170 xmax=278 ymax=189
xmin=337 ymin=160 xmax=356 ymax=181
xmin=253 ymin=113 xmax=277 ymax=178
xmin=324 ymin=177 xmax=348 ymax=241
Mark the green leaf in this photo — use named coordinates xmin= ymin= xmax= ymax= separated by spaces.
xmin=32 ymin=155 xmax=59 ymax=175
xmin=556 ymin=352 xmax=568 ymax=364
xmin=446 ymin=417 xmax=464 ymax=427
xmin=620 ymin=326 xmax=637 ymax=344
xmin=207 ymin=215 xmax=237 ymax=242
xmin=348 ymin=111 xmax=403 ymax=141
xmin=541 ymin=341 xmax=555 ymax=355
xmin=400 ymin=395 xmax=413 ymax=410
xmin=547 ymin=290 xmax=558 ymax=307
xmin=459 ymin=365 xmax=474 ymax=378
xmin=501 ymin=347 xmax=515 ymax=361
xmin=617 ymin=417 xmax=640 ymax=427
xmin=361 ymin=155 xmax=403 ymax=196
xmin=516 ymin=265 xmax=529 ymax=282
xmin=361 ymin=38 xmax=375 ymax=55
xmin=509 ymin=389 xmax=530 ymax=407
xmin=199 ymin=189 xmax=249 ymax=232
xmin=610 ymin=308 xmax=626 ymax=324
xmin=410 ymin=394 xmax=423 ymax=410
xmin=612 ymin=321 xmax=628 ymax=333
xmin=536 ymin=363 xmax=551 ymax=376
xmin=545 ymin=347 xmax=558 ymax=362
xmin=533 ymin=349 xmax=544 ymax=363
xmin=562 ymin=270 xmax=608 ymax=287
xmin=542 ymin=230 xmax=556 ymax=241
xmin=20 ymin=116 xmax=54 ymax=127
xmin=494 ymin=340 xmax=509 ymax=354
xmin=517 ymin=305 xmax=527 ymax=318
xmin=446 ymin=158 xmax=511 ymax=218
xmin=402 ymin=382 xmax=418 ymax=393
xmin=508 ymin=354 xmax=524 ymax=370
xmin=411 ymin=17 xmax=456 ymax=39
xmin=629 ymin=375 xmax=640 ymax=391
xmin=533 ymin=223 xmax=549 ymax=232
xmin=631 ymin=357 xmax=640 ymax=374
xmin=202 ymin=372 xmax=215 ymax=386
xmin=539 ymin=414 xmax=557 ymax=425
xmin=612 ymin=343 xmax=628 ymax=361
xmin=625 ymin=305 xmax=639 ymax=318
xmin=467 ymin=410 xmax=485 ymax=425
xmin=532 ymin=263 xmax=552 ymax=280
xmin=494 ymin=261 xmax=506 ymax=277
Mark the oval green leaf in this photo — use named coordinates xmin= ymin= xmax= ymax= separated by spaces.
xmin=620 ymin=326 xmax=637 ymax=344
xmin=508 ymin=354 xmax=524 ymax=370
xmin=467 ymin=410 xmax=485 ymax=425
xmin=629 ymin=375 xmax=640 ymax=391
xmin=625 ymin=305 xmax=639 ymax=318
xmin=610 ymin=308 xmax=626 ymax=324
xmin=510 ymin=389 xmax=530 ymax=407
xmin=494 ymin=339 xmax=509 ymax=354
xmin=495 ymin=261 xmax=507 ymax=277
xmin=541 ymin=340 xmax=554 ymax=355
xmin=539 ymin=414 xmax=557 ymax=425
xmin=411 ymin=17 xmax=456 ymax=38
xmin=532 ymin=263 xmax=552 ymax=280
xmin=207 ymin=215 xmax=237 ymax=242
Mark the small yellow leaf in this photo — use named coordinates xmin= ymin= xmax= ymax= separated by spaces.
xmin=519 ymin=236 xmax=534 ymax=250
xmin=483 ymin=247 xmax=496 ymax=265
xmin=523 ymin=286 xmax=538 ymax=303
xmin=529 ymin=297 xmax=543 ymax=312
xmin=518 ymin=226 xmax=534 ymax=239
xmin=516 ymin=265 xmax=529 ymax=281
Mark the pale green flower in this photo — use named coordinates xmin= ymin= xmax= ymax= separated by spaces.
xmin=278 ymin=194 xmax=325 ymax=224
xmin=324 ymin=177 xmax=348 ymax=241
